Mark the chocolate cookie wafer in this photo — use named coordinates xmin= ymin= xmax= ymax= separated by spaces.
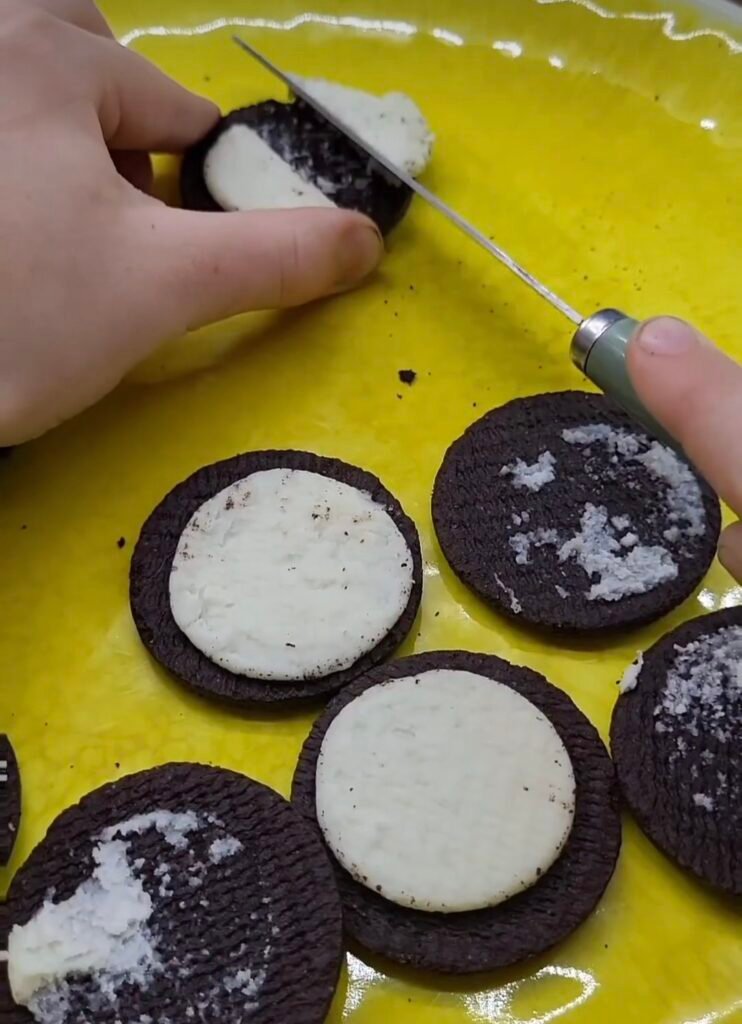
xmin=612 ymin=607 xmax=742 ymax=894
xmin=2 ymin=763 xmax=343 ymax=1023
xmin=432 ymin=391 xmax=720 ymax=633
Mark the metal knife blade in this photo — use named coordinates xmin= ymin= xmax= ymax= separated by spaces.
xmin=232 ymin=35 xmax=582 ymax=325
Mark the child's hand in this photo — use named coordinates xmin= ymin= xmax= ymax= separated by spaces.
xmin=0 ymin=0 xmax=382 ymax=443
xmin=628 ymin=317 xmax=742 ymax=582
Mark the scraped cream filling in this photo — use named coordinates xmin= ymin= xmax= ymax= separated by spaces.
xmin=6 ymin=811 xmax=256 ymax=1022
xmin=293 ymin=76 xmax=434 ymax=176
xmin=169 ymin=469 xmax=415 ymax=681
xmin=316 ymin=669 xmax=576 ymax=912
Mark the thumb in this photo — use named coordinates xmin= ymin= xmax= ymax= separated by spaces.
xmin=138 ymin=205 xmax=383 ymax=332
xmin=627 ymin=315 xmax=742 ymax=539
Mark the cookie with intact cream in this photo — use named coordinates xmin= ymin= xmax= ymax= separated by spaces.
xmin=292 ymin=651 xmax=621 ymax=973
xmin=130 ymin=450 xmax=422 ymax=705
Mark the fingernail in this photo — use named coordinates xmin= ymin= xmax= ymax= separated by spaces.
xmin=634 ymin=316 xmax=698 ymax=356
xmin=335 ymin=224 xmax=384 ymax=291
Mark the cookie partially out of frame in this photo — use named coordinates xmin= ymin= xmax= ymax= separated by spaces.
xmin=0 ymin=735 xmax=20 ymax=866
xmin=181 ymin=100 xmax=413 ymax=235
xmin=130 ymin=450 xmax=423 ymax=706
xmin=1 ymin=764 xmax=343 ymax=1024
xmin=432 ymin=391 xmax=720 ymax=634
xmin=292 ymin=651 xmax=621 ymax=973
xmin=612 ymin=607 xmax=742 ymax=894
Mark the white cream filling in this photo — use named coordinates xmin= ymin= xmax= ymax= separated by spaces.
xmin=316 ymin=669 xmax=576 ymax=912
xmin=169 ymin=468 xmax=415 ymax=681
xmin=8 ymin=839 xmax=156 ymax=1011
xmin=204 ymin=124 xmax=335 ymax=212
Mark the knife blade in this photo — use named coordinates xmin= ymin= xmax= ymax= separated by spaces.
xmin=232 ymin=34 xmax=582 ymax=326
xmin=230 ymin=34 xmax=678 ymax=448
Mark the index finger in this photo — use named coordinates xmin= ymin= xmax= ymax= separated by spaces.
xmin=627 ymin=316 xmax=742 ymax=515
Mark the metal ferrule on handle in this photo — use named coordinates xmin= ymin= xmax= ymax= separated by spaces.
xmin=570 ymin=309 xmax=679 ymax=450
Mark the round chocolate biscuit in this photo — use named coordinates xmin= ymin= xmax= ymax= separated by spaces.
xmin=180 ymin=101 xmax=413 ymax=236
xmin=611 ymin=608 xmax=742 ymax=894
xmin=292 ymin=651 xmax=621 ymax=973
xmin=130 ymin=450 xmax=423 ymax=706
xmin=432 ymin=391 xmax=720 ymax=634
xmin=1 ymin=763 xmax=343 ymax=1023
xmin=0 ymin=735 xmax=20 ymax=866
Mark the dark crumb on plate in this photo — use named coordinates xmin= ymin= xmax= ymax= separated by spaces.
xmin=398 ymin=369 xmax=416 ymax=385
xmin=117 ymin=537 xmax=126 ymax=549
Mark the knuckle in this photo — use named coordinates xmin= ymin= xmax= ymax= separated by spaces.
xmin=276 ymin=229 xmax=304 ymax=307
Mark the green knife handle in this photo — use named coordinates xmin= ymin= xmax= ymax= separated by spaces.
xmin=570 ymin=308 xmax=679 ymax=450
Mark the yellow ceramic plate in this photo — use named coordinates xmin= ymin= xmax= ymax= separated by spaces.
xmin=2 ymin=0 xmax=741 ymax=1021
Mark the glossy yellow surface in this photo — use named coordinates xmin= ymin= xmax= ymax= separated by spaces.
xmin=1 ymin=0 xmax=741 ymax=1021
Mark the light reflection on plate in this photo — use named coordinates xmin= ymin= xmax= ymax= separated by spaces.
xmin=344 ymin=954 xmax=599 ymax=1022
xmin=119 ymin=2 xmax=742 ymax=56
xmin=464 ymin=964 xmax=598 ymax=1023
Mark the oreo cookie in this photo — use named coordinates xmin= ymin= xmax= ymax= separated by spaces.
xmin=0 ymin=735 xmax=20 ymax=865
xmin=181 ymin=100 xmax=412 ymax=235
xmin=130 ymin=450 xmax=422 ymax=706
xmin=432 ymin=391 xmax=720 ymax=633
xmin=292 ymin=651 xmax=621 ymax=973
xmin=1 ymin=763 xmax=343 ymax=1023
xmin=611 ymin=608 xmax=742 ymax=894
